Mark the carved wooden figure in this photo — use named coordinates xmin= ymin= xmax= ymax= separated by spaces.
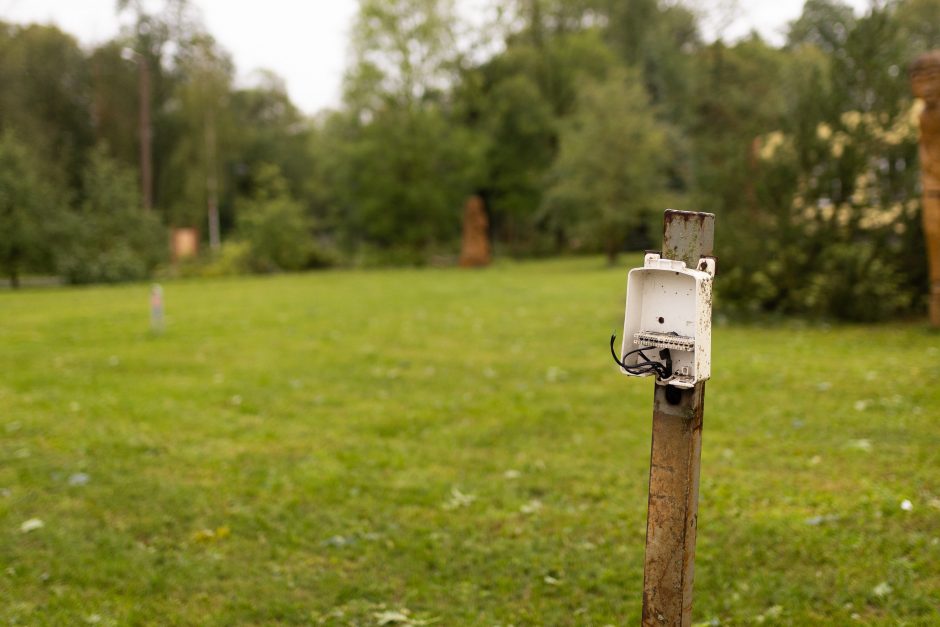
xmin=459 ymin=195 xmax=491 ymax=268
xmin=911 ymin=51 xmax=940 ymax=326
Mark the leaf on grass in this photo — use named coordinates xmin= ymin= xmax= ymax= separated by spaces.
xmin=442 ymin=487 xmax=476 ymax=510
xmin=520 ymin=499 xmax=543 ymax=515
xmin=374 ymin=610 xmax=411 ymax=625
xmin=873 ymin=581 xmax=892 ymax=597
xmin=373 ymin=609 xmax=438 ymax=626
xmin=191 ymin=526 xmax=230 ymax=542
xmin=755 ymin=605 xmax=783 ymax=623
xmin=68 ymin=472 xmax=90 ymax=486
xmin=847 ymin=439 xmax=873 ymax=452
xmin=323 ymin=535 xmax=352 ymax=547
xmin=20 ymin=518 xmax=44 ymax=533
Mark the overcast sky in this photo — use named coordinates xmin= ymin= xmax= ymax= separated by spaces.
xmin=2 ymin=0 xmax=870 ymax=115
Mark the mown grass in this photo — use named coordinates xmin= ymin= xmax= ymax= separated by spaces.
xmin=1 ymin=256 xmax=939 ymax=625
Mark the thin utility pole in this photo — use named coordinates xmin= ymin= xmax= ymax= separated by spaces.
xmin=641 ymin=210 xmax=714 ymax=627
xmin=205 ymin=105 xmax=220 ymax=251
xmin=138 ymin=52 xmax=153 ymax=212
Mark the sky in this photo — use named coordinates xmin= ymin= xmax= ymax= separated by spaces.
xmin=2 ymin=0 xmax=870 ymax=115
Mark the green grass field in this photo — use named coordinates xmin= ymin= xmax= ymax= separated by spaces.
xmin=2 ymin=257 xmax=939 ymax=625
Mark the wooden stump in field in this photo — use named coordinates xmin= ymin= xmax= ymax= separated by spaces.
xmin=911 ymin=51 xmax=940 ymax=327
xmin=459 ymin=195 xmax=491 ymax=268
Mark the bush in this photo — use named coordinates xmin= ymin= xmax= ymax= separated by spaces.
xmin=798 ymin=243 xmax=914 ymax=322
xmin=58 ymin=147 xmax=166 ymax=284
xmin=58 ymin=245 xmax=148 ymax=284
xmin=237 ymin=163 xmax=319 ymax=272
xmin=199 ymin=241 xmax=252 ymax=277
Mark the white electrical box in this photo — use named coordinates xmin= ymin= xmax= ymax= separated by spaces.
xmin=618 ymin=253 xmax=715 ymax=388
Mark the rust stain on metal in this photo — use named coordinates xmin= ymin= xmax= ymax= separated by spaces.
xmin=642 ymin=385 xmax=705 ymax=626
xmin=662 ymin=209 xmax=715 ymax=268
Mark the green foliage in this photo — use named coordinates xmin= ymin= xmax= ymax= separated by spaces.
xmin=57 ymin=147 xmax=166 ymax=284
xmin=236 ymin=164 xmax=313 ymax=272
xmin=2 ymin=258 xmax=939 ymax=623
xmin=804 ymin=243 xmax=915 ymax=321
xmin=466 ymin=29 xmax=616 ymax=251
xmin=328 ymin=0 xmax=480 ymax=259
xmin=717 ymin=2 xmax=929 ymax=321
xmin=199 ymin=240 xmax=252 ymax=277
xmin=164 ymin=34 xmax=234 ymax=229
xmin=896 ymin=0 xmax=940 ymax=55
xmin=2 ymin=0 xmax=939 ymax=318
xmin=346 ymin=0 xmax=458 ymax=108
xmin=348 ymin=107 xmax=479 ymax=254
xmin=229 ymin=72 xmax=315 ymax=206
xmin=0 ymin=22 xmax=93 ymax=190
xmin=541 ymin=69 xmax=668 ymax=262
xmin=0 ymin=131 xmax=64 ymax=286
xmin=786 ymin=0 xmax=856 ymax=53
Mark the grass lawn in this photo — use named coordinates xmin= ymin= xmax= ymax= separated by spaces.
xmin=1 ymin=256 xmax=939 ymax=625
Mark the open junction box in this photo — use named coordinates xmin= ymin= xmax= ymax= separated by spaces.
xmin=619 ymin=253 xmax=715 ymax=388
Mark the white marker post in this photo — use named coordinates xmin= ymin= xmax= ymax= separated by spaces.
xmin=150 ymin=284 xmax=164 ymax=334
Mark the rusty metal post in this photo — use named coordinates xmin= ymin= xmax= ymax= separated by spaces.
xmin=641 ymin=210 xmax=714 ymax=626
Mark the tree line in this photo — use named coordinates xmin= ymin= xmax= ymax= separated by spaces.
xmin=1 ymin=0 xmax=938 ymax=320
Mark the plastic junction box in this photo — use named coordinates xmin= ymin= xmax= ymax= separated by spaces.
xmin=619 ymin=253 xmax=715 ymax=389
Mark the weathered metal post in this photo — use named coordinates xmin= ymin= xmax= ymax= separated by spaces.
xmin=641 ymin=210 xmax=714 ymax=626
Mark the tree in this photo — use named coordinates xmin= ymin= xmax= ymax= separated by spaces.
xmin=689 ymin=37 xmax=794 ymax=215
xmin=786 ymin=0 xmax=856 ymax=53
xmin=541 ymin=69 xmax=667 ymax=263
xmin=229 ymin=71 xmax=316 ymax=206
xmin=463 ymin=28 xmax=618 ymax=252
xmin=345 ymin=0 xmax=459 ymax=110
xmin=236 ymin=164 xmax=309 ymax=272
xmin=331 ymin=0 xmax=480 ymax=258
xmin=717 ymin=4 xmax=925 ymax=320
xmin=0 ymin=131 xmax=63 ymax=287
xmin=165 ymin=33 xmax=234 ymax=248
xmin=0 ymin=22 xmax=94 ymax=191
xmin=88 ymin=42 xmax=140 ymax=173
xmin=331 ymin=105 xmax=479 ymax=255
xmin=57 ymin=146 xmax=166 ymax=284
xmin=117 ymin=0 xmax=199 ymax=212
xmin=896 ymin=0 xmax=940 ymax=57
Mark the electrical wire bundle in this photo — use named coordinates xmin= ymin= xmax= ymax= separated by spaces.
xmin=609 ymin=334 xmax=672 ymax=379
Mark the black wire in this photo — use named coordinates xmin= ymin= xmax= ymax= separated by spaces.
xmin=610 ymin=334 xmax=668 ymax=378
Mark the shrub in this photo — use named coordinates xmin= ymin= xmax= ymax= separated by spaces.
xmin=237 ymin=163 xmax=316 ymax=272
xmin=58 ymin=147 xmax=166 ymax=284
